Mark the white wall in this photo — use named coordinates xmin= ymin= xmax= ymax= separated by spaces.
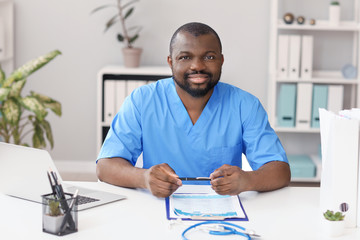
xmin=14 ymin=0 xmax=271 ymax=162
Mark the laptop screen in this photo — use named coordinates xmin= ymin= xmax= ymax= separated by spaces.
xmin=0 ymin=142 xmax=61 ymax=203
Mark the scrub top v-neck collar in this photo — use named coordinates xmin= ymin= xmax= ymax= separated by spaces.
xmin=167 ymin=79 xmax=221 ymax=136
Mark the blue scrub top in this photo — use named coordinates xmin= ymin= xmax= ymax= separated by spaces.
xmin=98 ymin=78 xmax=288 ymax=177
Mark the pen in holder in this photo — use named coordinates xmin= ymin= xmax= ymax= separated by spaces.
xmin=42 ymin=192 xmax=78 ymax=236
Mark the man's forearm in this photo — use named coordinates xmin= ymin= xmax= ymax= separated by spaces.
xmin=248 ymin=161 xmax=291 ymax=192
xmin=96 ymin=157 xmax=147 ymax=189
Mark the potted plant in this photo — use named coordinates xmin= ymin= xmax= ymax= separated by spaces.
xmin=43 ymin=197 xmax=65 ymax=234
xmin=0 ymin=50 xmax=62 ymax=148
xmin=329 ymin=1 xmax=341 ymax=26
xmin=322 ymin=210 xmax=345 ymax=237
xmin=92 ymin=0 xmax=142 ymax=68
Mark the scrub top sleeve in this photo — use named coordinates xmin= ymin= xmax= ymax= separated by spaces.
xmin=241 ymin=99 xmax=288 ymax=170
xmin=97 ymin=93 xmax=143 ymax=166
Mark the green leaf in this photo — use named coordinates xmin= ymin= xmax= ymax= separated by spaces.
xmin=2 ymin=50 xmax=61 ymax=88
xmin=30 ymin=91 xmax=53 ymax=103
xmin=104 ymin=14 xmax=119 ymax=32
xmin=129 ymin=34 xmax=139 ymax=44
xmin=40 ymin=119 xmax=54 ymax=149
xmin=9 ymin=79 xmax=26 ymax=98
xmin=44 ymin=102 xmax=62 ymax=116
xmin=90 ymin=4 xmax=116 ymax=14
xmin=2 ymin=98 xmax=21 ymax=125
xmin=0 ymin=87 xmax=10 ymax=101
xmin=127 ymin=26 xmax=142 ymax=44
xmin=323 ymin=210 xmax=345 ymax=221
xmin=32 ymin=123 xmax=45 ymax=148
xmin=117 ymin=34 xmax=125 ymax=42
xmin=124 ymin=7 xmax=134 ymax=20
xmin=31 ymin=91 xmax=62 ymax=116
xmin=20 ymin=97 xmax=48 ymax=121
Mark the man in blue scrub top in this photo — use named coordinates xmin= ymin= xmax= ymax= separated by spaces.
xmin=97 ymin=22 xmax=291 ymax=198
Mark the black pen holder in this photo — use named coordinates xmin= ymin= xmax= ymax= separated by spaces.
xmin=42 ymin=193 xmax=78 ymax=236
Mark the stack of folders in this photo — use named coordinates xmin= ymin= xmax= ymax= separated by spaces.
xmin=277 ymin=34 xmax=313 ymax=80
xmin=277 ymin=84 xmax=344 ymax=128
xmin=319 ymin=108 xmax=360 ymax=228
xmin=103 ymin=80 xmax=147 ymax=124
xmin=276 ymin=34 xmax=344 ymax=129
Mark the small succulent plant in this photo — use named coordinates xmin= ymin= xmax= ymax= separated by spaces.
xmin=331 ymin=1 xmax=340 ymax=5
xmin=323 ymin=210 xmax=345 ymax=221
xmin=48 ymin=199 xmax=62 ymax=216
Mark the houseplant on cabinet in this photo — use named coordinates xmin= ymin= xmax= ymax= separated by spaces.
xmin=0 ymin=50 xmax=62 ymax=149
xmin=92 ymin=0 xmax=142 ymax=68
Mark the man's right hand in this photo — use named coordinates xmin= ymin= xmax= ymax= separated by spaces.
xmin=144 ymin=163 xmax=182 ymax=198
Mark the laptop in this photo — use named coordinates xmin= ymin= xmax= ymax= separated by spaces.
xmin=0 ymin=142 xmax=126 ymax=211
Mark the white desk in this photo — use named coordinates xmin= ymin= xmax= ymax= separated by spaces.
xmin=1 ymin=182 xmax=359 ymax=240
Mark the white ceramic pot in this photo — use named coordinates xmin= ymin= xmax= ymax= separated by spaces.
xmin=329 ymin=5 xmax=340 ymax=26
xmin=43 ymin=214 xmax=65 ymax=234
xmin=122 ymin=47 xmax=142 ymax=68
xmin=322 ymin=219 xmax=345 ymax=237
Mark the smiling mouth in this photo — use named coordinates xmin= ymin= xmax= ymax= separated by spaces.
xmin=186 ymin=74 xmax=209 ymax=84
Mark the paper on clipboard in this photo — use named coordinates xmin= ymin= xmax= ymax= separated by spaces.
xmin=165 ymin=185 xmax=248 ymax=221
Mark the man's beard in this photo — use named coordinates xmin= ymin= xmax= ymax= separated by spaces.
xmin=173 ymin=71 xmax=221 ymax=98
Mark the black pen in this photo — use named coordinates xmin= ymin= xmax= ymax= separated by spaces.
xmin=47 ymin=171 xmax=56 ymax=194
xmin=59 ymin=189 xmax=79 ymax=233
xmin=179 ymin=177 xmax=211 ymax=181
xmin=49 ymin=170 xmax=66 ymax=200
xmin=49 ymin=170 xmax=75 ymax=229
xmin=49 ymin=170 xmax=58 ymax=185
xmin=55 ymin=173 xmax=66 ymax=199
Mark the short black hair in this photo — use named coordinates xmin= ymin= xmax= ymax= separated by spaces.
xmin=169 ymin=22 xmax=222 ymax=56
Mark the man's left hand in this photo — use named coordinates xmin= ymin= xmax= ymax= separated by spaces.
xmin=210 ymin=164 xmax=250 ymax=195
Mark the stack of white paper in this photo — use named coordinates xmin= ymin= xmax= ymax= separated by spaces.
xmin=319 ymin=108 xmax=360 ymax=228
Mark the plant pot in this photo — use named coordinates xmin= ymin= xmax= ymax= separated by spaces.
xmin=43 ymin=214 xmax=65 ymax=234
xmin=122 ymin=47 xmax=142 ymax=68
xmin=329 ymin=5 xmax=340 ymax=26
xmin=322 ymin=219 xmax=345 ymax=237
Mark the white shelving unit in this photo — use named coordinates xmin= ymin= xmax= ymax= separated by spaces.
xmin=268 ymin=0 xmax=360 ymax=183
xmin=96 ymin=65 xmax=172 ymax=156
xmin=0 ymin=0 xmax=14 ymax=75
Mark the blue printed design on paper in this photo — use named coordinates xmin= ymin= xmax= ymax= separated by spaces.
xmin=174 ymin=208 xmax=238 ymax=217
